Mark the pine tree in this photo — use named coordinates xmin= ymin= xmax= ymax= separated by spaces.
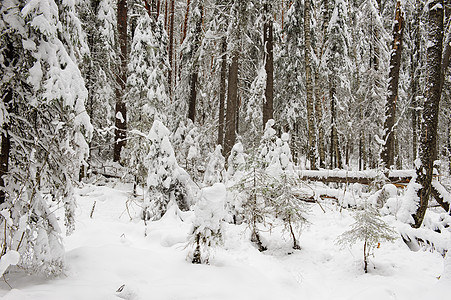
xmin=336 ymin=205 xmax=397 ymax=273
xmin=125 ymin=12 xmax=169 ymax=189
xmin=268 ymin=133 xmax=308 ymax=249
xmin=143 ymin=120 xmax=191 ymax=220
xmin=0 ymin=0 xmax=92 ymax=275
xmin=203 ymin=145 xmax=225 ymax=186
xmin=323 ymin=0 xmax=352 ymax=169
xmin=189 ymin=183 xmax=225 ymax=264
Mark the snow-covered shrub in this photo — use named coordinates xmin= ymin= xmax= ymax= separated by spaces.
xmin=336 ymin=204 xmax=397 ymax=273
xmin=143 ymin=121 xmax=192 ymax=220
xmin=188 ymin=183 xmax=225 ymax=264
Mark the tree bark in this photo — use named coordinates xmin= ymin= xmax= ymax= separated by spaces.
xmin=413 ymin=0 xmax=444 ymax=228
xmin=314 ymin=74 xmax=325 ymax=168
xmin=381 ymin=0 xmax=404 ymax=169
xmin=182 ymin=0 xmax=191 ymax=42
xmin=441 ymin=20 xmax=451 ymax=89
xmin=113 ymin=0 xmax=128 ymax=162
xmin=168 ymin=0 xmax=175 ymax=101
xmin=187 ymin=1 xmax=203 ymax=123
xmin=329 ymin=81 xmax=341 ymax=169
xmin=0 ymin=91 xmax=11 ymax=205
xmin=262 ymin=1 xmax=274 ymax=128
xmin=224 ymin=54 xmax=239 ymax=159
xmin=304 ymin=0 xmax=317 ymax=170
xmin=217 ymin=38 xmax=227 ymax=147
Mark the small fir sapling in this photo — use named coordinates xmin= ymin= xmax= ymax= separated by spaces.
xmin=234 ymin=149 xmax=271 ymax=252
xmin=144 ymin=120 xmax=190 ymax=220
xmin=226 ymin=141 xmax=246 ymax=182
xmin=203 ymin=145 xmax=225 ymax=186
xmin=225 ymin=142 xmax=246 ymax=224
xmin=336 ymin=204 xmax=397 ymax=273
xmin=189 ymin=183 xmax=225 ymax=264
xmin=268 ymin=133 xmax=308 ymax=250
xmin=259 ymin=119 xmax=278 ymax=168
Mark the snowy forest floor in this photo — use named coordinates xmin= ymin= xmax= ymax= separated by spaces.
xmin=0 ymin=180 xmax=449 ymax=300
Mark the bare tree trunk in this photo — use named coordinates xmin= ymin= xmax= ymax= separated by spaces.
xmin=224 ymin=54 xmax=239 ymax=159
xmin=114 ymin=0 xmax=128 ymax=162
xmin=182 ymin=0 xmax=191 ymax=42
xmin=304 ymin=0 xmax=317 ymax=170
xmin=313 ymin=0 xmax=329 ymax=169
xmin=411 ymin=0 xmax=421 ymax=161
xmin=381 ymin=0 xmax=404 ymax=169
xmin=187 ymin=1 xmax=203 ymax=123
xmin=411 ymin=2 xmax=421 ymax=162
xmin=0 ymin=89 xmax=11 ymax=205
xmin=168 ymin=0 xmax=175 ymax=101
xmin=441 ymin=20 xmax=451 ymax=90
xmin=164 ymin=0 xmax=168 ymax=29
xmin=314 ymin=74 xmax=325 ymax=169
xmin=217 ymin=38 xmax=227 ymax=147
xmin=413 ymin=0 xmax=444 ymax=228
xmin=262 ymin=1 xmax=274 ymax=128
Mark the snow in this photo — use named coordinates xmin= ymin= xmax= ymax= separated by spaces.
xmin=0 ymin=182 xmax=448 ymax=300
xmin=0 ymin=251 xmax=20 ymax=277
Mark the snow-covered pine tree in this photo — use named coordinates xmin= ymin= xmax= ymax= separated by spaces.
xmin=259 ymin=119 xmax=278 ymax=168
xmin=79 ymin=0 xmax=117 ymax=164
xmin=230 ymin=121 xmax=278 ymax=251
xmin=323 ymin=0 xmax=353 ymax=169
xmin=189 ymin=183 xmax=225 ymax=264
xmin=143 ymin=120 xmax=191 ymax=220
xmin=225 ymin=141 xmax=246 ymax=224
xmin=203 ymin=145 xmax=225 ymax=186
xmin=275 ymin=1 xmax=306 ymax=162
xmin=0 ymin=0 xmax=92 ymax=275
xmin=267 ymin=133 xmax=308 ymax=249
xmin=355 ymin=0 xmax=389 ymax=170
xmin=233 ymin=149 xmax=270 ymax=252
xmin=226 ymin=141 xmax=246 ymax=182
xmin=336 ymin=204 xmax=397 ymax=273
xmin=125 ymin=11 xmax=169 ymax=190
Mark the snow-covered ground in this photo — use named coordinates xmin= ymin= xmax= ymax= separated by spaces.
xmin=0 ymin=182 xmax=449 ymax=300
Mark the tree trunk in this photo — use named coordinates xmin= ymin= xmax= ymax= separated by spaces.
xmin=0 ymin=91 xmax=11 ymax=205
xmin=164 ymin=0 xmax=168 ymax=29
xmin=113 ymin=0 xmax=128 ymax=162
xmin=411 ymin=0 xmax=421 ymax=161
xmin=182 ymin=0 xmax=191 ymax=42
xmin=330 ymin=82 xmax=336 ymax=169
xmin=330 ymin=81 xmax=341 ymax=169
xmin=187 ymin=2 xmax=203 ymax=123
xmin=381 ymin=0 xmax=404 ymax=169
xmin=217 ymin=38 xmax=227 ymax=147
xmin=441 ymin=20 xmax=451 ymax=89
xmin=413 ymin=0 xmax=444 ymax=228
xmin=224 ymin=54 xmax=239 ymax=159
xmin=314 ymin=74 xmax=325 ymax=169
xmin=168 ymin=0 xmax=175 ymax=101
xmin=304 ymin=0 xmax=317 ymax=170
xmin=262 ymin=1 xmax=274 ymax=128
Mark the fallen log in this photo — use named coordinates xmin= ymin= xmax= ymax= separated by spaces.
xmin=299 ymin=169 xmax=413 ymax=185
